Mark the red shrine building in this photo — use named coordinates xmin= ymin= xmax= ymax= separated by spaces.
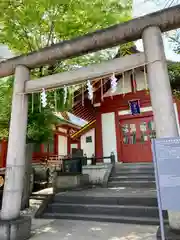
xmin=32 ymin=112 xmax=82 ymax=160
xmin=1 ymin=65 xmax=180 ymax=166
xmin=0 ymin=112 xmax=84 ymax=168
xmin=72 ymin=66 xmax=180 ymax=163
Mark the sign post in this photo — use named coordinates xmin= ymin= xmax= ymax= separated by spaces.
xmin=152 ymin=139 xmax=165 ymax=240
xmin=152 ymin=137 xmax=180 ymax=240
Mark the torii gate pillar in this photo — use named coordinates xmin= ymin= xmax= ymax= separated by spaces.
xmin=142 ymin=26 xmax=180 ymax=231
xmin=0 ymin=65 xmax=31 ymax=240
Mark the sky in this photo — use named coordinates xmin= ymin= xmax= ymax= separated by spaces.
xmin=133 ymin=0 xmax=180 ymax=61
xmin=0 ymin=45 xmax=13 ymax=60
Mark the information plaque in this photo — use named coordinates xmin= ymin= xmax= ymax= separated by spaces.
xmin=152 ymin=137 xmax=180 ymax=211
xmin=152 ymin=137 xmax=180 ymax=240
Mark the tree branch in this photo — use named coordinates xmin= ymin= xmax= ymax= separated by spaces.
xmin=33 ymin=31 xmax=41 ymax=50
xmin=39 ymin=66 xmax=43 ymax=77
xmin=46 ymin=6 xmax=59 ymax=47
xmin=46 ymin=21 xmax=55 ymax=47
xmin=21 ymin=27 xmax=34 ymax=52
xmin=12 ymin=19 xmax=34 ymax=52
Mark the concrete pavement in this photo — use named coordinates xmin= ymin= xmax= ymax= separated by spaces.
xmin=30 ymin=219 xmax=158 ymax=240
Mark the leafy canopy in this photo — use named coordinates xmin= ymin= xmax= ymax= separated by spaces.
xmin=0 ymin=0 xmax=132 ymax=72
xmin=169 ymin=30 xmax=180 ymax=98
xmin=0 ymin=0 xmax=131 ymax=53
xmin=169 ymin=30 xmax=180 ymax=55
xmin=0 ymin=0 xmax=132 ymax=142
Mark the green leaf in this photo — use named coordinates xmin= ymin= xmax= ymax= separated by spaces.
xmin=0 ymin=0 xmax=132 ymax=142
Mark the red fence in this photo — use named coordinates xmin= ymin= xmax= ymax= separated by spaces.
xmin=0 ymin=140 xmax=7 ymax=168
xmin=0 ymin=140 xmax=67 ymax=168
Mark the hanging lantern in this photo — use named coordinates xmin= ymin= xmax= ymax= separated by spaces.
xmin=64 ymin=85 xmax=67 ymax=105
xmin=87 ymin=80 xmax=93 ymax=100
xmin=41 ymin=88 xmax=47 ymax=107
xmin=110 ymin=73 xmax=117 ymax=94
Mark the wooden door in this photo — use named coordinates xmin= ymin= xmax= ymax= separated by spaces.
xmin=120 ymin=116 xmax=156 ymax=163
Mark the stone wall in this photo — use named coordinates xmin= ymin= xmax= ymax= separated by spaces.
xmin=82 ymin=164 xmax=113 ymax=186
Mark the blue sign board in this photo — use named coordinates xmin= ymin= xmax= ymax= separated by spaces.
xmin=129 ymin=100 xmax=140 ymax=115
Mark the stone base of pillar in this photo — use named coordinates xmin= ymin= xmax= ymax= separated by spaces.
xmin=157 ymin=225 xmax=180 ymax=239
xmin=0 ymin=216 xmax=31 ymax=240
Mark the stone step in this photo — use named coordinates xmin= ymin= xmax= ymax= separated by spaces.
xmin=53 ymin=192 xmax=158 ymax=206
xmin=42 ymin=212 xmax=168 ymax=225
xmin=117 ymin=163 xmax=153 ymax=166
xmin=37 ymin=186 xmax=167 ymax=226
xmin=46 ymin=203 xmax=167 ymax=218
xmin=108 ymin=180 xmax=156 ymax=188
xmin=115 ymin=167 xmax=154 ymax=173
xmin=109 ymin=175 xmax=155 ymax=181
xmin=113 ymin=170 xmax=155 ymax=176
xmin=116 ymin=163 xmax=154 ymax=170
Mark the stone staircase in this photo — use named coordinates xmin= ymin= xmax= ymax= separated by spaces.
xmin=108 ymin=162 xmax=156 ymax=188
xmin=37 ymin=163 xmax=168 ymax=225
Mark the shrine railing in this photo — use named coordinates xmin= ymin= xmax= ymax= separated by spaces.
xmin=61 ymin=152 xmax=115 ymax=173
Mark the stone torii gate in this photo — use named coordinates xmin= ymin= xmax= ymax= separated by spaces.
xmin=0 ymin=4 xmax=180 ymax=240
